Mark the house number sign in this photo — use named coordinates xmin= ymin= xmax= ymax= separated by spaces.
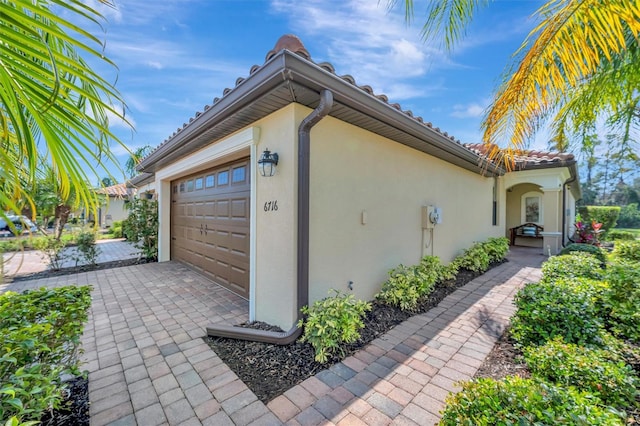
xmin=264 ymin=200 xmax=278 ymax=212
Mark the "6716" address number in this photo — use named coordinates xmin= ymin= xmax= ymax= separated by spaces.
xmin=264 ymin=200 xmax=278 ymax=212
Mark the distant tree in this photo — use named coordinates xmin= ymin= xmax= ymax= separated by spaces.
xmin=125 ymin=145 xmax=152 ymax=178
xmin=0 ymin=0 xmax=130 ymax=225
xmin=101 ymin=177 xmax=117 ymax=187
xmin=394 ymin=1 xmax=640 ymax=167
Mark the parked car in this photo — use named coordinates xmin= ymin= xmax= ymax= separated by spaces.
xmin=0 ymin=215 xmax=39 ymax=236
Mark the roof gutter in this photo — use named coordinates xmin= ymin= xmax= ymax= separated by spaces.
xmin=206 ymin=89 xmax=334 ymax=344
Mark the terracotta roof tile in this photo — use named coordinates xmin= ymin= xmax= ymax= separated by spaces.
xmin=140 ymin=34 xmax=470 ymax=164
xmin=464 ymin=143 xmax=575 ymax=168
xmin=96 ymin=183 xmax=134 ymax=197
xmin=140 ymin=34 xmax=573 ymax=171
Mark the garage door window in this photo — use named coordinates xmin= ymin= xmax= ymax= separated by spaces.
xmin=186 ymin=180 xmax=194 ymax=192
xmin=218 ymin=171 xmax=229 ymax=185
xmin=205 ymin=175 xmax=215 ymax=188
xmin=232 ymin=166 xmax=246 ymax=183
xmin=195 ymin=177 xmax=203 ymax=190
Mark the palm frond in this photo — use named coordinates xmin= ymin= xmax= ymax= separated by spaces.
xmin=0 ymin=0 xmax=131 ymax=222
xmin=482 ymin=0 xmax=640 ymax=169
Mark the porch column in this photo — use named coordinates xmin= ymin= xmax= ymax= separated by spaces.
xmin=541 ymin=187 xmax=562 ymax=255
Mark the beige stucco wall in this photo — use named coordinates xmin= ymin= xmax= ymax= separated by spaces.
xmin=306 ymin=107 xmax=502 ymax=307
xmin=101 ymin=198 xmax=129 ymax=228
xmin=252 ymin=105 xmax=299 ymax=329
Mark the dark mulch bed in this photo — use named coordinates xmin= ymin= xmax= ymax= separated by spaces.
xmin=473 ymin=329 xmax=529 ymax=380
xmin=206 ymin=261 xmax=504 ymax=403
xmin=10 ymin=258 xmax=153 ymax=282
xmin=39 ymin=376 xmax=89 ymax=426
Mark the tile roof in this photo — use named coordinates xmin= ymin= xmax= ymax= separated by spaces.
xmin=96 ymin=183 xmax=134 ymax=197
xmin=464 ymin=143 xmax=575 ymax=169
xmin=140 ymin=34 xmax=466 ymax=164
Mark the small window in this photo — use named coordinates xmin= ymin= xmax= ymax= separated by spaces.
xmin=492 ymin=178 xmax=498 ymax=226
xmin=179 ymin=182 xmax=185 ymax=192
xmin=218 ymin=171 xmax=229 ymax=185
xmin=205 ymin=174 xmax=215 ymax=188
xmin=195 ymin=177 xmax=203 ymax=190
xmin=232 ymin=166 xmax=246 ymax=183
xmin=186 ymin=180 xmax=194 ymax=192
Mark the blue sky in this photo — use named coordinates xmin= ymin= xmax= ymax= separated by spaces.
xmin=85 ymin=0 xmax=547 ymax=182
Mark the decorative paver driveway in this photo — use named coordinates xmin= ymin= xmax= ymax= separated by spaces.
xmin=2 ymin=247 xmax=543 ymax=425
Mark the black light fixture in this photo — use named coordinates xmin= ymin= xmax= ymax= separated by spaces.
xmin=258 ymin=148 xmax=279 ymax=177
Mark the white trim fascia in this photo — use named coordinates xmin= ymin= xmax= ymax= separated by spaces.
xmin=156 ymin=127 xmax=260 ymax=181
xmin=248 ymin=143 xmax=257 ymax=322
xmin=504 ymin=167 xmax=571 ymax=189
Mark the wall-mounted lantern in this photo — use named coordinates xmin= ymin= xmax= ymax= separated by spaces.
xmin=258 ymin=149 xmax=279 ymax=177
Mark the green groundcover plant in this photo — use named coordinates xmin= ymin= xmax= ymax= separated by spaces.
xmin=0 ymin=286 xmax=92 ymax=424
xmin=524 ymin=337 xmax=639 ymax=408
xmin=298 ymin=291 xmax=371 ymax=363
xmin=510 ymin=278 xmax=605 ymax=348
xmin=540 ymin=252 xmax=604 ymax=282
xmin=440 ymin=376 xmax=625 ymax=425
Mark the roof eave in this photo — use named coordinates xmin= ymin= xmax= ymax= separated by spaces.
xmin=137 ymin=50 xmax=502 ymax=176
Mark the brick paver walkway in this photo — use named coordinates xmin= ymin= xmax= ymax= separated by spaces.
xmin=1 ymin=238 xmax=140 ymax=278
xmin=2 ymin=247 xmax=543 ymax=425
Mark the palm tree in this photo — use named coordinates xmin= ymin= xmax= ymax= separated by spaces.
xmin=125 ymin=145 xmax=152 ymax=178
xmin=0 ymin=0 xmax=129 ymax=222
xmin=394 ymin=0 xmax=640 ymax=169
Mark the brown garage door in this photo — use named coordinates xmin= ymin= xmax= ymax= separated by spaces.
xmin=171 ymin=158 xmax=250 ymax=298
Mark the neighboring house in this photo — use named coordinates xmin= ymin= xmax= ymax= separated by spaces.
xmin=95 ymin=183 xmax=135 ymax=228
xmin=135 ymin=35 xmax=580 ymax=332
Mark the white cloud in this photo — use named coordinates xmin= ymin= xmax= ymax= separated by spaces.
xmin=451 ymin=103 xmax=486 ymax=118
xmin=269 ymin=0 xmax=457 ymax=100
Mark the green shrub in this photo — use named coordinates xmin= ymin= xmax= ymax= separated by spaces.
xmin=611 ymin=240 xmax=640 ymax=263
xmin=376 ymin=265 xmax=425 ymax=311
xmin=124 ymin=198 xmax=158 ymax=260
xmin=603 ymin=262 xmax=640 ymax=342
xmin=578 ymin=205 xmax=621 ymax=238
xmin=33 ymin=237 xmax=66 ymax=270
xmin=440 ymin=376 xmax=625 ymax=425
xmin=74 ymin=231 xmax=101 ymax=266
xmin=0 ymin=286 xmax=92 ymax=423
xmin=541 ymin=252 xmax=603 ymax=282
xmin=376 ymin=256 xmax=454 ymax=311
xmin=559 ymin=243 xmax=606 ymax=266
xmin=418 ymin=255 xmax=457 ymax=284
xmin=510 ymin=279 xmax=605 ymax=347
xmin=480 ymin=237 xmax=510 ymax=263
xmin=109 ymin=220 xmax=124 ymax=238
xmin=524 ymin=337 xmax=639 ymax=408
xmin=298 ymin=291 xmax=371 ymax=363
xmin=453 ymin=243 xmax=490 ymax=273
xmin=607 ymin=230 xmax=636 ymax=241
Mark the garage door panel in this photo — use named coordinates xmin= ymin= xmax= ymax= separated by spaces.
xmin=171 ymin=158 xmax=250 ymax=299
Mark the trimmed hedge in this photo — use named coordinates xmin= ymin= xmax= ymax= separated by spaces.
xmin=558 ymin=243 xmax=606 ymax=266
xmin=612 ymin=240 xmax=640 ymax=263
xmin=440 ymin=376 xmax=625 ymax=425
xmin=524 ymin=337 xmax=639 ymax=408
xmin=0 ymin=286 xmax=92 ymax=423
xmin=510 ymin=278 xmax=605 ymax=347
xmin=541 ymin=252 xmax=603 ymax=282
xmin=578 ymin=206 xmax=620 ymax=238
xmin=607 ymin=230 xmax=636 ymax=241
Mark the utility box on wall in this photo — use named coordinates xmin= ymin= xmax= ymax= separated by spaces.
xmin=422 ymin=206 xmax=442 ymax=229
